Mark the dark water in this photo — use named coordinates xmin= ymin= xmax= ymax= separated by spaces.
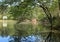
xmin=0 ymin=22 xmax=60 ymax=42
xmin=0 ymin=27 xmax=60 ymax=42
xmin=0 ymin=27 xmax=44 ymax=42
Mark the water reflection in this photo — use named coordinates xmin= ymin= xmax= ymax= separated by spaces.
xmin=9 ymin=35 xmax=43 ymax=42
xmin=0 ymin=35 xmax=43 ymax=42
xmin=21 ymin=35 xmax=43 ymax=42
xmin=0 ymin=36 xmax=10 ymax=42
xmin=3 ymin=16 xmax=7 ymax=27
xmin=0 ymin=21 xmax=60 ymax=42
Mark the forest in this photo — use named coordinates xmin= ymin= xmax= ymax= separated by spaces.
xmin=0 ymin=0 xmax=60 ymax=42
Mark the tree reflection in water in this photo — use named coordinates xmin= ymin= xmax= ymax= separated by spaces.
xmin=9 ymin=22 xmax=43 ymax=42
xmin=9 ymin=35 xmax=43 ymax=42
xmin=0 ymin=22 xmax=60 ymax=42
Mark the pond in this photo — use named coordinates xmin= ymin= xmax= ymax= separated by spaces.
xmin=0 ymin=35 xmax=44 ymax=42
xmin=0 ymin=20 xmax=60 ymax=42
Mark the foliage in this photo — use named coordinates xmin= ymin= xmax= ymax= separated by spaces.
xmin=0 ymin=0 xmax=60 ymax=42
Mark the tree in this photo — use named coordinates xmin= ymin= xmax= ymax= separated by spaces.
xmin=8 ymin=0 xmax=54 ymax=42
xmin=1 ymin=0 xmax=60 ymax=42
xmin=58 ymin=0 xmax=60 ymax=10
xmin=0 ymin=4 xmax=8 ymax=14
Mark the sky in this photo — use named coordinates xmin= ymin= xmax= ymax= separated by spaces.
xmin=0 ymin=36 xmax=10 ymax=42
xmin=0 ymin=35 xmax=42 ymax=42
xmin=0 ymin=0 xmax=2 ymax=2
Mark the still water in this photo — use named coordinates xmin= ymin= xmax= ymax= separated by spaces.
xmin=0 ymin=21 xmax=60 ymax=42
xmin=0 ymin=27 xmax=45 ymax=42
xmin=0 ymin=35 xmax=43 ymax=42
